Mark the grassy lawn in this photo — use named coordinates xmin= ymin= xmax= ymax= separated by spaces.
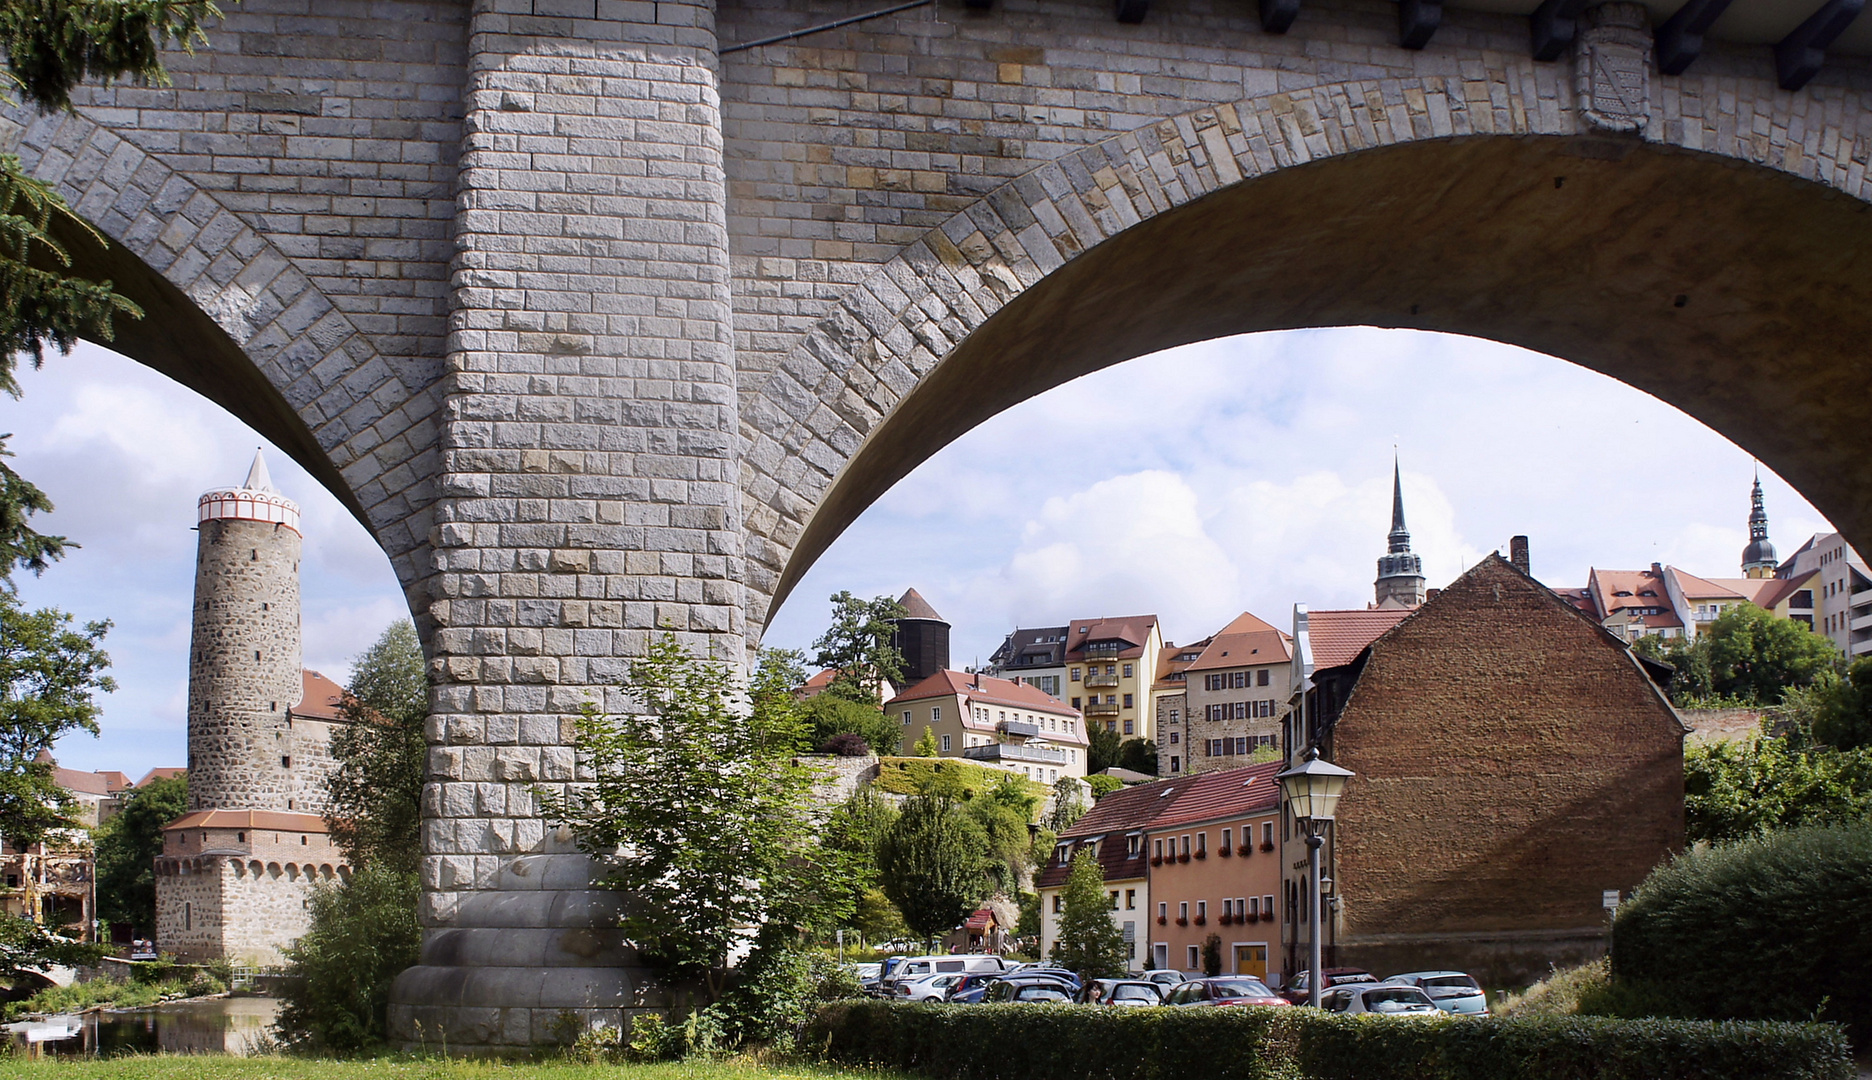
xmin=9 ymin=1059 xmax=895 ymax=1080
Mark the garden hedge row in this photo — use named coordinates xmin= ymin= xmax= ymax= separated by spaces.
xmin=804 ymin=1001 xmax=1855 ymax=1080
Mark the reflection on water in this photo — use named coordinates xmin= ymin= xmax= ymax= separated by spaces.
xmin=11 ymin=996 xmax=279 ymax=1056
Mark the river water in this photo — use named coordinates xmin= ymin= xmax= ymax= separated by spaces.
xmin=9 ymin=996 xmax=279 ymax=1056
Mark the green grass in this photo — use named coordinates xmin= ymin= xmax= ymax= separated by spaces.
xmin=4 ymin=974 xmax=230 ymax=1021
xmin=8 ymin=1058 xmax=900 ymax=1080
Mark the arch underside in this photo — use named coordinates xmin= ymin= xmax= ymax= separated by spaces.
xmin=745 ymin=78 xmax=1872 ymax=632
xmin=3 ymin=106 xmax=443 ymax=613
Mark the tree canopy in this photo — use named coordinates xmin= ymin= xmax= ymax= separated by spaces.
xmin=1049 ymin=848 xmax=1126 ymax=981
xmin=1086 ymin=725 xmax=1122 ymax=774
xmin=812 ymin=591 xmax=906 ymax=704
xmin=93 ymin=772 xmax=186 ymax=933
xmin=1684 ymin=726 xmax=1872 ymax=844
xmin=876 ymin=791 xmax=991 ymax=949
xmin=1642 ymin=604 xmax=1841 ymax=706
xmin=0 ymin=589 xmax=111 ymax=848
xmin=1811 ymin=656 xmax=1872 ymax=752
xmin=324 ymin=620 xmax=429 ymax=874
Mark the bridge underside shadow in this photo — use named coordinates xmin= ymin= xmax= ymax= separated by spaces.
xmin=779 ymin=134 xmax=1872 ymax=611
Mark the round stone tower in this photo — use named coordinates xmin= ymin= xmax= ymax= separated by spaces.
xmin=187 ymin=450 xmax=303 ymax=812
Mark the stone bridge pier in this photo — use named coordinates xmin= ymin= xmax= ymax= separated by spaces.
xmin=9 ymin=0 xmax=1872 ymax=1053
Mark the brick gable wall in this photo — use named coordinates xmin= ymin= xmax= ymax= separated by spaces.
xmin=1323 ymin=556 xmax=1685 ymax=985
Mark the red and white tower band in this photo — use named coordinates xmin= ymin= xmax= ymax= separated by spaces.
xmin=155 ymin=451 xmax=351 ymax=963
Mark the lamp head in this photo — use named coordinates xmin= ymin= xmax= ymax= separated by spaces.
xmin=1276 ymin=747 xmax=1355 ymax=822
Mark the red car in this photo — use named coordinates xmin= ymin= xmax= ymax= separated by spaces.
xmin=1164 ymin=977 xmax=1290 ymax=1007
xmin=1279 ymin=966 xmax=1377 ymax=1005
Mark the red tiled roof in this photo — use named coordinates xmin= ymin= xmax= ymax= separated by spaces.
xmin=1149 ymin=762 xmax=1283 ymax=829
xmin=1186 ymin=612 xmax=1291 ymax=672
xmin=163 ymin=809 xmax=330 ymax=833
xmin=137 ymin=767 xmax=186 ymax=788
xmin=886 ymin=669 xmax=1079 ymax=716
xmin=963 ymin=907 xmax=996 ymax=931
xmin=1154 ymin=636 xmax=1210 ymax=690
xmin=1586 ymin=567 xmax=1671 ymax=619
xmin=1748 ymin=571 xmax=1818 ymax=611
xmin=1064 ymin=615 xmax=1159 ymax=661
xmin=1668 ymin=568 xmax=1749 ymax=601
xmin=293 ymin=669 xmax=346 ymax=721
xmin=1307 ymin=609 xmax=1413 ymax=669
xmin=897 ymin=588 xmax=945 ymax=622
xmin=54 ymin=767 xmax=116 ymax=797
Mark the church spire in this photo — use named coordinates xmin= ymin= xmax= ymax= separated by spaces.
xmin=1387 ymin=454 xmax=1411 ymax=554
xmin=1741 ymin=466 xmax=1777 ymax=578
xmin=1374 ymin=455 xmax=1426 ymax=607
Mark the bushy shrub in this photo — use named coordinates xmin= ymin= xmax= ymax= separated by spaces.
xmin=806 ymin=1000 xmax=1854 ymax=1080
xmin=1611 ymin=822 xmax=1872 ymax=1039
xmin=820 ymin=732 xmax=871 ymax=756
xmin=273 ymin=865 xmax=421 ymax=1053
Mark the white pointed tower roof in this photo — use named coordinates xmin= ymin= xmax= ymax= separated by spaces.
xmin=198 ymin=448 xmax=300 ymax=533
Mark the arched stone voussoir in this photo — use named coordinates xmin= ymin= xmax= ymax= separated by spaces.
xmin=740 ymin=65 xmax=1872 ymax=637
xmin=2 ymin=104 xmax=442 ymax=602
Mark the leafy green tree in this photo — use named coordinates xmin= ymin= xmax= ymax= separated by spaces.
xmin=812 ymin=591 xmax=906 ymax=704
xmin=1703 ymin=604 xmax=1840 ymax=704
xmin=968 ymin=775 xmax=1038 ymax=894
xmin=93 ymin=772 xmax=186 ymax=934
xmin=1086 ymin=775 xmax=1124 ymax=799
xmin=1048 ymin=775 xmax=1087 ymax=831
xmin=274 ymin=865 xmax=421 ymax=1053
xmin=803 ymin=692 xmax=898 ymax=755
xmin=0 ymin=438 xmax=67 ymax=580
xmin=912 ymin=724 xmax=938 ymax=757
xmin=876 ymin=792 xmax=991 ymax=949
xmin=1116 ymin=738 xmax=1158 ymax=775
xmin=1048 ymin=848 xmax=1125 ymax=981
xmin=0 ymin=590 xmax=112 ymax=849
xmin=824 ymin=786 xmax=897 ymax=930
xmin=1201 ymin=932 xmax=1223 ymax=977
xmin=547 ymin=635 xmax=851 ymax=998
xmin=324 ymin=620 xmax=427 ymax=874
xmin=1684 ymin=727 xmax=1872 ymax=844
xmin=1811 ymin=656 xmax=1872 ymax=751
xmin=1087 ymin=724 xmax=1122 ymax=774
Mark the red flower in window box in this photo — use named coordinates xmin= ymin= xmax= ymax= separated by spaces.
xmin=1218 ymin=913 xmax=1233 ymax=926
xmin=1235 ymin=844 xmax=1252 ymax=856
xmin=1194 ymin=850 xmax=1206 ymax=860
xmin=1194 ymin=914 xmax=1206 ymax=926
xmin=1260 ymin=841 xmax=1276 ymax=852
xmin=1175 ymin=916 xmax=1188 ymax=926
xmin=1177 ymin=852 xmax=1190 ymax=863
xmin=1157 ymin=915 xmax=1167 ymax=925
xmin=1219 ymin=846 xmax=1232 ymax=858
xmin=1260 ymin=910 xmax=1275 ymax=922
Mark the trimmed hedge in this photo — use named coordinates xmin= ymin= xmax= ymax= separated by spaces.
xmin=805 ymin=1001 xmax=1855 ymax=1080
xmin=1611 ymin=822 xmax=1872 ymax=1040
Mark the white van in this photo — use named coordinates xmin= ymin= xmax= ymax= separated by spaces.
xmin=882 ymin=954 xmax=1009 ymax=990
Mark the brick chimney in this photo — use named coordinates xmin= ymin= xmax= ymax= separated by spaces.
xmin=1510 ymin=535 xmax=1530 ymax=575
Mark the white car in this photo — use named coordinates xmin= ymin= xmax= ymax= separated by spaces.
xmin=895 ymin=973 xmax=967 ymax=1002
xmin=1321 ymin=984 xmax=1442 ymax=1016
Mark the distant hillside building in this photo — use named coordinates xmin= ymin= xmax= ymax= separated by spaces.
xmin=1180 ymin=612 xmax=1292 ymax=776
xmin=985 ymin=624 xmax=1070 ymax=699
xmin=889 ymin=588 xmax=951 ymax=687
xmin=156 ymin=452 xmax=352 ymax=963
xmin=886 ymin=670 xmax=1087 ymax=780
xmin=1287 ymin=554 xmax=1686 ymax=987
xmin=1064 ymin=615 xmax=1164 ymax=741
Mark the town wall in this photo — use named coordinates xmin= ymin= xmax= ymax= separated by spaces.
xmin=1320 ymin=556 xmax=1686 ymax=987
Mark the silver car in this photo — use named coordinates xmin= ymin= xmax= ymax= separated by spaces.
xmin=1321 ymin=984 xmax=1442 ymax=1016
xmin=1380 ymin=971 xmax=1487 ymax=1015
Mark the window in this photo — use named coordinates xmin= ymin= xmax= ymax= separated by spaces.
xmin=931 ymin=706 xmax=942 ymax=721
xmin=1187 ymin=945 xmax=1200 ymax=968
xmin=1109 ymin=891 xmax=1120 ymax=910
xmin=1197 ymin=900 xmax=1207 ymax=920
xmin=1154 ymin=838 xmax=1164 ymax=860
xmin=1123 ymin=693 xmax=1134 ymax=708
xmin=1178 ymin=902 xmax=1189 ymax=921
xmin=1071 ymin=668 xmax=1081 ymax=681
xmin=1158 ymin=901 xmax=1168 ymax=920
xmin=902 ymin=711 xmax=912 ymax=725
xmin=1263 ymin=822 xmax=1275 ymax=846
xmin=1258 ymin=669 xmax=1270 ymax=686
xmin=1263 ymin=893 xmax=1275 ymax=914
xmin=1196 ymin=832 xmax=1207 ymax=856
xmin=1123 ymin=663 xmax=1133 ymax=678
xmin=1072 ymin=697 xmax=1081 ymax=708
xmin=940 ymin=734 xmax=951 ymax=752
xmin=281 ymin=755 xmax=291 ymax=768
xmin=1168 ymin=708 xmax=1180 ymax=723
xmin=1181 ymin=835 xmax=1190 ymax=857
xmin=1169 ymin=731 xmax=1179 ymax=744
xmin=1106 ymin=664 xmax=1117 ymax=675
xmin=1123 ymin=719 xmax=1134 ymax=735
xmin=184 ymin=902 xmax=193 ymax=931
xmin=1170 ymin=755 xmax=1180 ymax=772
xmin=1247 ymin=896 xmax=1259 ymax=917
xmin=1053 ymin=895 xmax=1063 ymax=913
xmin=1223 ymin=898 xmax=1234 ymax=918
xmin=1222 ymin=828 xmax=1232 ymax=851
xmin=1125 ymin=889 xmax=1136 ymax=909
xmin=1127 ymin=834 xmax=1140 ymax=857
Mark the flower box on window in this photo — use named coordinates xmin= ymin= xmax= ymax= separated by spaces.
xmin=1218 ymin=913 xmax=1233 ymax=926
xmin=1194 ymin=914 xmax=1206 ymax=926
xmin=1150 ymin=855 xmax=1163 ymax=866
xmin=1175 ymin=916 xmax=1188 ymax=926
xmin=1194 ymin=850 xmax=1206 ymax=860
xmin=1219 ymin=846 xmax=1232 ymax=858
xmin=1177 ymin=852 xmax=1190 ymax=863
xmin=1260 ymin=841 xmax=1276 ymax=852
xmin=1260 ymin=910 xmax=1275 ymax=922
xmin=1157 ymin=915 xmax=1167 ymax=925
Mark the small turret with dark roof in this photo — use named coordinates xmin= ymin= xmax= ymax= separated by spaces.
xmin=1742 ymin=471 xmax=1778 ymax=579
xmin=890 ymin=588 xmax=951 ymax=688
xmin=1373 ymin=457 xmax=1427 ymax=608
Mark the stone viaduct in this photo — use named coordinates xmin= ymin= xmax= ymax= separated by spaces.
xmin=9 ymin=0 xmax=1872 ymax=1049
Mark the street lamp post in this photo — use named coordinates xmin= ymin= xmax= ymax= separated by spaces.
xmin=1276 ymin=747 xmax=1355 ymax=1008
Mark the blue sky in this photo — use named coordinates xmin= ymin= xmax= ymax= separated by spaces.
xmin=10 ymin=329 xmax=1830 ymax=772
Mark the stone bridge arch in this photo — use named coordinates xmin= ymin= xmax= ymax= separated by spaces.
xmin=739 ymin=67 xmax=1872 ymax=631
xmin=2 ymin=105 xmax=440 ymax=605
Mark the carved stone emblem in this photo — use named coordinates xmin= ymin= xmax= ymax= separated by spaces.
xmin=1575 ymin=3 xmax=1652 ymax=133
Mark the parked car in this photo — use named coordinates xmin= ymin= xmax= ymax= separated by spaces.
xmin=1379 ymin=971 xmax=1488 ymax=1015
xmin=944 ymin=971 xmax=1009 ymax=1003
xmin=1141 ymin=969 xmax=1201 ymax=989
xmin=1081 ymin=979 xmax=1165 ymax=1006
xmin=1280 ymin=967 xmax=1377 ymax=1004
xmin=1164 ymin=977 xmax=1289 ymax=1007
xmin=880 ymin=954 xmax=1010 ymax=992
xmin=984 ymin=976 xmax=1077 ymax=1004
xmin=896 ymin=973 xmax=967 ymax=1002
xmin=851 ymin=962 xmax=882 ymax=992
xmin=1321 ymin=984 xmax=1441 ymax=1016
